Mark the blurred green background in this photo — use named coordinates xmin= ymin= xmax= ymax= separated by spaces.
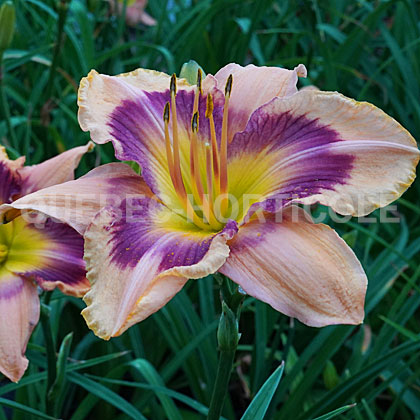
xmin=1 ymin=0 xmax=420 ymax=419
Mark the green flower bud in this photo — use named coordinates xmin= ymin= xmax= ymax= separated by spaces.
xmin=179 ymin=60 xmax=206 ymax=85
xmin=0 ymin=1 xmax=16 ymax=52
xmin=217 ymin=302 xmax=240 ymax=352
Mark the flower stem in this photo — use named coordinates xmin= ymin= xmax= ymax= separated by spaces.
xmin=207 ymin=276 xmax=245 ymax=420
xmin=207 ymin=347 xmax=236 ymax=420
xmin=40 ymin=294 xmax=57 ymax=416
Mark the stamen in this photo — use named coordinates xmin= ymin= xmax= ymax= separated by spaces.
xmin=219 ymin=74 xmax=232 ymax=217
xmin=191 ymin=112 xmax=222 ymax=230
xmin=163 ymin=74 xmax=226 ymax=231
xmin=206 ymin=94 xmax=220 ymax=196
xmin=163 ymin=103 xmax=175 ymax=183
xmin=170 ymin=74 xmax=187 ymax=203
xmin=193 ymin=69 xmax=202 ymax=114
xmin=190 ymin=112 xmax=204 ymax=206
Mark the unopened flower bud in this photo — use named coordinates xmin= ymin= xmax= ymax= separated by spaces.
xmin=217 ymin=302 xmax=240 ymax=352
xmin=0 ymin=1 xmax=15 ymax=52
xmin=179 ymin=60 xmax=206 ymax=85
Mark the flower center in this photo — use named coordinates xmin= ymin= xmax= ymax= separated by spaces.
xmin=163 ymin=71 xmax=233 ymax=231
xmin=0 ymin=244 xmax=8 ymax=265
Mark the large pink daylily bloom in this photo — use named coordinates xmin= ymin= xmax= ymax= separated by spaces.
xmin=2 ymin=64 xmax=418 ymax=341
xmin=0 ymin=144 xmax=95 ymax=382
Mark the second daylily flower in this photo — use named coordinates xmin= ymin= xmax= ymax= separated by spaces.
xmin=3 ymin=63 xmax=419 ymax=340
xmin=0 ymin=144 xmax=93 ymax=382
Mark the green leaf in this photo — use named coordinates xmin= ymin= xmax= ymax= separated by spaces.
xmin=0 ymin=397 xmax=57 ymax=420
xmin=241 ymin=362 xmax=284 ymax=420
xmin=311 ymin=404 xmax=356 ymax=420
xmin=68 ymin=372 xmax=147 ymax=420
xmin=130 ymin=359 xmax=182 ymax=420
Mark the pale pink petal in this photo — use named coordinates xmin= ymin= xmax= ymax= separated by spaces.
xmin=214 ymin=63 xmax=307 ymax=139
xmin=18 ymin=142 xmax=94 ymax=196
xmin=0 ymin=163 xmax=152 ymax=235
xmin=227 ymin=89 xmax=419 ymax=220
xmin=220 ymin=207 xmax=367 ymax=327
xmin=0 ymin=271 xmax=39 ymax=382
xmin=281 ymin=91 xmax=419 ymax=215
xmin=82 ymin=196 xmax=237 ymax=339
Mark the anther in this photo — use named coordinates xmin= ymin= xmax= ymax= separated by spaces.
xmin=193 ymin=69 xmax=202 ymax=114
xmin=197 ymin=68 xmax=202 ymax=94
xmin=170 ymin=73 xmax=177 ymax=95
xmin=205 ymin=93 xmax=213 ymax=118
xmin=163 ymin=102 xmax=170 ymax=122
xmin=192 ymin=111 xmax=199 ymax=132
xmin=225 ymin=74 xmax=233 ymax=96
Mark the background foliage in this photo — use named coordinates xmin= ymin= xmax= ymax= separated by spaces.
xmin=1 ymin=0 xmax=420 ymax=419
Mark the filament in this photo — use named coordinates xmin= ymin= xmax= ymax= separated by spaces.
xmin=219 ymin=74 xmax=232 ymax=217
xmin=163 ymin=72 xmax=233 ymax=231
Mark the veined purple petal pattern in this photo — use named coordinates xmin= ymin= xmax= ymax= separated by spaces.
xmin=16 ymin=219 xmax=88 ymax=296
xmin=228 ymin=98 xmax=354 ymax=217
xmin=81 ymin=196 xmax=237 ymax=339
xmin=108 ymin=196 xmax=237 ymax=271
xmin=107 ymin=87 xmax=226 ymax=199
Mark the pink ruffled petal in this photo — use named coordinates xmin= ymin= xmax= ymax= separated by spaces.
xmin=82 ymin=196 xmax=237 ymax=339
xmin=220 ymin=207 xmax=367 ymax=327
xmin=0 ymin=271 xmax=39 ymax=382
xmin=214 ymin=63 xmax=307 ymax=140
xmin=227 ymin=89 xmax=419 ymax=220
xmin=0 ymin=163 xmax=151 ymax=235
xmin=18 ymin=142 xmax=94 ymax=196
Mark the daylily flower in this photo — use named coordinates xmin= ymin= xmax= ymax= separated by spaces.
xmin=2 ymin=64 xmax=419 ymax=341
xmin=0 ymin=144 xmax=93 ymax=382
